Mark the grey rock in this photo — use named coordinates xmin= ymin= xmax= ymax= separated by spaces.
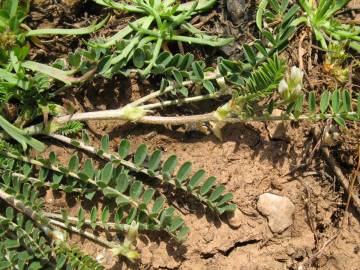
xmin=226 ymin=0 xmax=246 ymax=25
xmin=257 ymin=193 xmax=295 ymax=233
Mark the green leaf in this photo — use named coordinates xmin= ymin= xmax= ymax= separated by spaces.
xmin=116 ymin=173 xmax=130 ymax=193
xmin=126 ymin=208 xmax=137 ymax=224
xmin=169 ymin=217 xmax=184 ymax=232
xmin=26 ymin=15 xmax=109 ymax=36
xmin=256 ymin=0 xmax=268 ymax=30
xmin=217 ymin=204 xmax=237 ymax=214
xmin=68 ymin=155 xmax=79 ymax=172
xmin=118 ymin=139 xmax=131 ymax=159
xmin=200 ymin=176 xmax=216 ymax=196
xmin=176 ymin=226 xmax=190 ymax=242
xmin=0 ymin=261 xmax=11 ymax=270
xmin=101 ymin=135 xmax=110 ymax=153
xmin=82 ymin=130 xmax=90 ymax=145
xmin=203 ymin=80 xmax=215 ymax=93
xmin=21 ymin=61 xmax=81 ymax=84
xmin=134 ymin=144 xmax=147 ymax=166
xmin=332 ymin=89 xmax=340 ymax=113
xmin=215 ymin=193 xmax=233 ymax=207
xmin=148 ymin=150 xmax=162 ymax=173
xmin=172 ymin=69 xmax=183 ymax=85
xmin=103 ymin=187 xmax=120 ymax=198
xmin=342 ymin=90 xmax=351 ymax=112
xmin=4 ymin=239 xmax=20 ymax=249
xmin=130 ymin=181 xmax=143 ymax=200
xmin=243 ymin=44 xmax=256 ymax=65
xmin=308 ymin=91 xmax=316 ymax=114
xmin=188 ymin=169 xmax=206 ymax=191
xmin=102 ymin=206 xmax=110 ymax=224
xmin=83 ymin=159 xmax=94 ymax=178
xmin=101 ymin=162 xmax=113 ymax=185
xmin=162 ymin=155 xmax=178 ymax=180
xmin=208 ymin=185 xmax=226 ymax=202
xmin=191 ymin=61 xmax=204 ymax=80
xmin=176 ymin=161 xmax=192 ymax=184
xmin=320 ymin=90 xmax=330 ymax=113
xmin=133 ymin=48 xmax=146 ymax=68
xmin=152 ymin=197 xmax=165 ymax=216
xmin=90 ymin=207 xmax=98 ymax=230
xmin=142 ymin=188 xmax=155 ymax=205
xmin=0 ymin=115 xmax=45 ymax=151
xmin=334 ymin=116 xmax=346 ymax=128
xmin=77 ymin=207 xmax=85 ymax=228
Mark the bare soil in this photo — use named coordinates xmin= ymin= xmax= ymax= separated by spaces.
xmin=30 ymin=1 xmax=360 ymax=269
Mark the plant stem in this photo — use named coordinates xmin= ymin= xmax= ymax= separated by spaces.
xmin=44 ymin=212 xmax=154 ymax=231
xmin=0 ymin=187 xmax=63 ymax=242
xmin=48 ymin=218 xmax=119 ymax=249
xmin=139 ymin=93 xmax=221 ymax=110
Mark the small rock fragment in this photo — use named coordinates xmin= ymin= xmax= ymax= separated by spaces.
xmin=257 ymin=193 xmax=295 ymax=233
xmin=226 ymin=0 xmax=246 ymax=25
xmin=227 ymin=208 xmax=243 ymax=229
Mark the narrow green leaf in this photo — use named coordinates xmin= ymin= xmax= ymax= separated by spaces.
xmin=332 ymin=89 xmax=340 ymax=113
xmin=133 ymin=47 xmax=146 ymax=68
xmin=208 ymin=185 xmax=226 ymax=202
xmin=256 ymin=0 xmax=268 ymax=30
xmin=148 ymin=150 xmax=162 ymax=173
xmin=200 ymin=176 xmax=216 ymax=196
xmin=308 ymin=91 xmax=316 ymax=113
xmin=101 ymin=135 xmax=110 ymax=153
xmin=172 ymin=69 xmax=183 ymax=85
xmin=4 ymin=239 xmax=19 ymax=249
xmin=68 ymin=155 xmax=79 ymax=172
xmin=0 ymin=115 xmax=45 ymax=151
xmin=217 ymin=204 xmax=237 ymax=214
xmin=176 ymin=161 xmax=192 ymax=184
xmin=130 ymin=180 xmax=143 ymax=200
xmin=134 ymin=144 xmax=147 ymax=166
xmin=243 ymin=44 xmax=256 ymax=65
xmin=203 ymin=80 xmax=215 ymax=93
xmin=90 ymin=207 xmax=97 ymax=230
xmin=320 ymin=90 xmax=330 ymax=113
xmin=342 ymin=90 xmax=351 ymax=112
xmin=191 ymin=61 xmax=204 ymax=80
xmin=215 ymin=193 xmax=233 ymax=207
xmin=152 ymin=197 xmax=165 ymax=215
xmin=116 ymin=173 xmax=129 ymax=193
xmin=77 ymin=207 xmax=85 ymax=229
xmin=188 ymin=169 xmax=206 ymax=191
xmin=334 ymin=116 xmax=346 ymax=128
xmin=169 ymin=217 xmax=184 ymax=232
xmin=26 ymin=15 xmax=109 ymax=36
xmin=118 ymin=139 xmax=131 ymax=159
xmin=83 ymin=159 xmax=94 ymax=178
xmin=176 ymin=226 xmax=190 ymax=242
xmin=160 ymin=207 xmax=175 ymax=227
xmin=101 ymin=162 xmax=113 ymax=185
xmin=142 ymin=188 xmax=155 ymax=205
xmin=162 ymin=155 xmax=178 ymax=180
xmin=82 ymin=130 xmax=90 ymax=145
xmin=101 ymin=206 xmax=110 ymax=224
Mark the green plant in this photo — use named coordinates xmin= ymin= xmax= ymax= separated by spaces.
xmin=291 ymin=0 xmax=358 ymax=51
xmin=0 ymin=173 xmax=106 ymax=269
xmin=89 ymin=0 xmax=233 ymax=77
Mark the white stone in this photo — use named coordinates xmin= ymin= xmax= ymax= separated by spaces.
xmin=257 ymin=193 xmax=295 ymax=233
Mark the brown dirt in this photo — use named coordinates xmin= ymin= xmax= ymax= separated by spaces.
xmin=29 ymin=0 xmax=360 ymax=269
